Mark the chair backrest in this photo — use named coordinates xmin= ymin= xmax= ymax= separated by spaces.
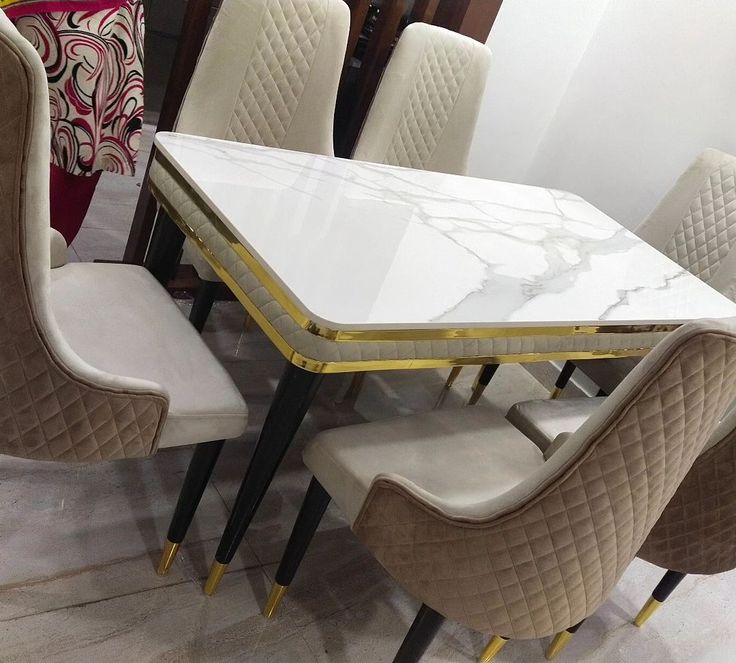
xmin=352 ymin=22 xmax=491 ymax=175
xmin=0 ymin=13 xmax=167 ymax=462
xmin=636 ymin=149 xmax=736 ymax=300
xmin=353 ymin=319 xmax=736 ymax=639
xmin=175 ymin=0 xmax=349 ymax=156
xmin=638 ymin=404 xmax=736 ymax=575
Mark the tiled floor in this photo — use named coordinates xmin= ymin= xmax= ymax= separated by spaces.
xmin=2 ymin=130 xmax=735 ymax=662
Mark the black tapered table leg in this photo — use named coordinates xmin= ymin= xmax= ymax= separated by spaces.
xmin=263 ymin=477 xmax=331 ymax=617
xmin=393 ymin=604 xmax=445 ymax=663
xmin=204 ymin=362 xmax=324 ymax=594
xmin=144 ymin=208 xmax=185 ymax=286
xmin=275 ymin=477 xmax=330 ymax=587
xmin=157 ymin=439 xmax=225 ymax=575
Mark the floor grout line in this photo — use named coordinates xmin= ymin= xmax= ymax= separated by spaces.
xmin=0 ymin=563 xmax=269 ymax=626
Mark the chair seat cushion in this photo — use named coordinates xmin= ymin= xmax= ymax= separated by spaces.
xmin=303 ymin=407 xmax=544 ymax=526
xmin=506 ymin=397 xmax=605 ymax=451
xmin=50 ymin=263 xmax=247 ymax=449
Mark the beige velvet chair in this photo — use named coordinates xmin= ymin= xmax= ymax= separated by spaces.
xmin=550 ymin=149 xmax=736 ymax=399
xmin=260 ymin=318 xmax=736 ymax=663
xmin=0 ymin=12 xmax=247 ymax=574
xmin=504 ymin=396 xmax=736 ymax=658
xmin=634 ymin=404 xmax=736 ymax=626
xmin=148 ymin=0 xmax=349 ymax=331
xmin=353 ymin=22 xmax=492 ymax=174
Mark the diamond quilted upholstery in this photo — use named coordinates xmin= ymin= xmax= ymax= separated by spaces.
xmin=505 ymin=394 xmax=736 ymax=576
xmin=664 ymin=162 xmax=736 ymax=282
xmin=352 ymin=322 xmax=736 ymax=638
xmin=638 ymin=425 xmax=736 ymax=575
xmin=0 ymin=16 xmax=168 ymax=462
xmin=167 ymin=0 xmax=349 ymax=283
xmin=384 ymin=29 xmax=471 ymax=169
xmin=150 ymin=159 xmax=666 ymax=366
xmin=224 ymin=0 xmax=326 ymax=146
xmin=353 ymin=23 xmax=492 ymax=176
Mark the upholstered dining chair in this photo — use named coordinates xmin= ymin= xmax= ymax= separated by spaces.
xmin=633 ymin=403 xmax=736 ymax=627
xmin=503 ymin=396 xmax=736 ymax=658
xmin=548 ymin=149 xmax=736 ymax=401
xmin=261 ymin=318 xmax=736 ymax=663
xmin=353 ymin=22 xmax=492 ymax=174
xmin=148 ymin=0 xmax=349 ymax=331
xmin=340 ymin=21 xmax=492 ymax=402
xmin=0 ymin=11 xmax=248 ymax=575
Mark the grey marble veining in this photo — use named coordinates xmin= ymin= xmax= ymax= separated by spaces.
xmin=155 ymin=132 xmax=736 ymax=330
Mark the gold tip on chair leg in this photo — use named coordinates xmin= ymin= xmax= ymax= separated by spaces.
xmin=550 ymin=386 xmax=562 ymax=400
xmin=479 ymin=636 xmax=508 ymax=662
xmin=634 ymin=596 xmax=662 ymax=627
xmin=262 ymin=582 xmax=288 ymax=618
xmin=156 ymin=540 xmax=180 ymax=576
xmin=545 ymin=630 xmax=574 ymax=660
xmin=203 ymin=561 xmax=228 ymax=595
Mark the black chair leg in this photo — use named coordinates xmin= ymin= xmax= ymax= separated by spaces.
xmin=393 ymin=604 xmax=445 ymax=663
xmin=468 ymin=364 xmax=499 ymax=405
xmin=157 ymin=439 xmax=225 ymax=575
xmin=189 ymin=280 xmax=219 ymax=332
xmin=551 ymin=360 xmax=576 ymax=399
xmin=145 ymin=209 xmax=185 ymax=286
xmin=263 ymin=477 xmax=331 ymax=618
xmin=634 ymin=569 xmax=687 ymax=626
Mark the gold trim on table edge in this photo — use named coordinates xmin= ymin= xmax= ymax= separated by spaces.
xmin=151 ymin=151 xmax=680 ymax=344
xmin=151 ymin=180 xmax=653 ymax=373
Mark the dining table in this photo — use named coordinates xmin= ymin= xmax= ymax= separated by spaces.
xmin=147 ymin=131 xmax=736 ymax=593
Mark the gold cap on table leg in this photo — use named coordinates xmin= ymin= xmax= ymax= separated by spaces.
xmin=203 ymin=561 xmax=228 ymax=595
xmin=262 ymin=583 xmax=288 ymax=618
xmin=550 ymin=386 xmax=563 ymax=400
xmin=634 ymin=596 xmax=662 ymax=627
xmin=479 ymin=636 xmax=508 ymax=663
xmin=545 ymin=630 xmax=574 ymax=660
xmin=156 ymin=540 xmax=180 ymax=576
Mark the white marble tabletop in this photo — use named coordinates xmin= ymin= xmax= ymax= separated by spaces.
xmin=155 ymin=132 xmax=736 ymax=332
